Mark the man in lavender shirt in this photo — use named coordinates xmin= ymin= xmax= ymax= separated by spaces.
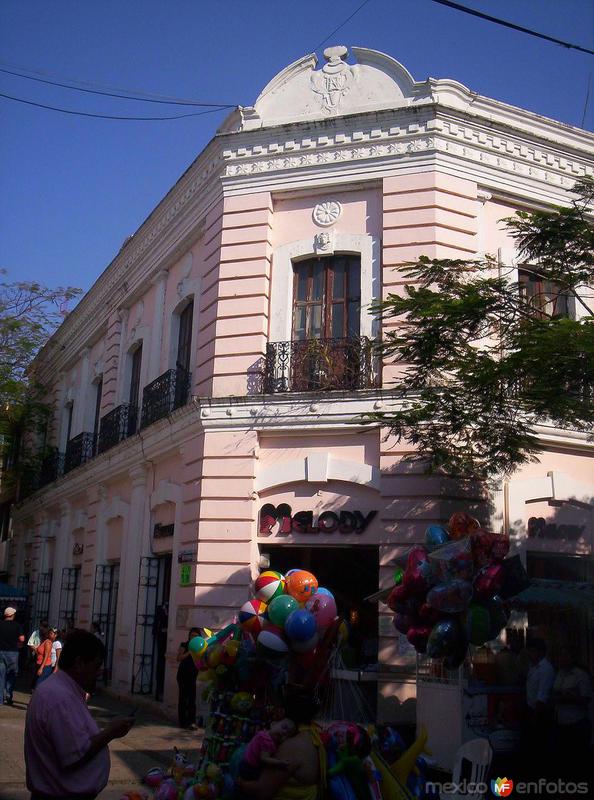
xmin=25 ymin=629 xmax=135 ymax=800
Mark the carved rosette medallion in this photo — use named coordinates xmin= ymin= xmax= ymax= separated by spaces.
xmin=313 ymin=200 xmax=342 ymax=227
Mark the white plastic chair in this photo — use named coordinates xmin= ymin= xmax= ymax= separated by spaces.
xmin=440 ymin=738 xmax=493 ymax=800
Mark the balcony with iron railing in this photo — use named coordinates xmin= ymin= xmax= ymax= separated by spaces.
xmin=264 ymin=336 xmax=378 ymax=394
xmin=63 ymin=432 xmax=96 ymax=474
xmin=97 ymin=403 xmax=138 ymax=455
xmin=140 ymin=367 xmax=191 ymax=429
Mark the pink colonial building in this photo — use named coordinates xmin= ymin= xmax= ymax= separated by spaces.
xmin=6 ymin=47 xmax=593 ymax=720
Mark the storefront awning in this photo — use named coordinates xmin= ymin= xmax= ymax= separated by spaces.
xmin=510 ymin=579 xmax=594 ymax=610
xmin=0 ymin=582 xmax=27 ymax=601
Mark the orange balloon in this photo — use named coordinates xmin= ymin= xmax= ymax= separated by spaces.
xmin=285 ymin=570 xmax=318 ymax=603
xmin=448 ymin=511 xmax=476 ymax=540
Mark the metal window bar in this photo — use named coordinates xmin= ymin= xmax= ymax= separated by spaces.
xmin=17 ymin=574 xmax=32 ymax=633
xmin=32 ymin=570 xmax=52 ymax=629
xmin=63 ymin=432 xmax=96 ymax=474
xmin=97 ymin=404 xmax=138 ymax=454
xmin=131 ymin=556 xmax=160 ymax=695
xmin=264 ymin=336 xmax=378 ymax=394
xmin=38 ymin=449 xmax=65 ymax=489
xmin=92 ymin=564 xmax=120 ymax=684
xmin=58 ymin=566 xmax=80 ymax=631
xmin=140 ymin=367 xmax=191 ymax=429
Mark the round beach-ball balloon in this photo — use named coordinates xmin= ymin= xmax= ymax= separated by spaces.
xmin=305 ymin=594 xmax=337 ymax=631
xmin=267 ymin=594 xmax=299 ymax=628
xmin=285 ymin=570 xmax=318 ymax=603
xmin=255 ymin=570 xmax=286 ymax=602
xmin=239 ymin=598 xmax=268 ymax=637
xmin=257 ymin=628 xmax=289 ymax=659
xmin=285 ymin=609 xmax=317 ymax=642
xmin=188 ymin=635 xmax=207 ymax=656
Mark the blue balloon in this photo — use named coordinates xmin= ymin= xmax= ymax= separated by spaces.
xmin=316 ymin=587 xmax=334 ymax=599
xmin=285 ymin=609 xmax=317 ymax=642
xmin=425 ymin=525 xmax=450 ymax=548
xmin=426 ymin=619 xmax=461 ymax=659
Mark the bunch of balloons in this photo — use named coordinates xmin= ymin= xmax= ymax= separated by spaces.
xmin=238 ymin=569 xmax=338 ymax=660
xmin=387 ymin=511 xmax=515 ymax=668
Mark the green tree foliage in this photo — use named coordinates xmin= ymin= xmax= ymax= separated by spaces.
xmin=0 ymin=271 xmax=81 ymax=495
xmin=372 ymin=179 xmax=594 ymax=478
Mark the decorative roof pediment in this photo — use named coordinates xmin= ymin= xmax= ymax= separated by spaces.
xmin=220 ymin=45 xmax=426 ymax=132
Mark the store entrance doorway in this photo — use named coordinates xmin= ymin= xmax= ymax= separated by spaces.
xmin=263 ymin=544 xmax=379 ymax=669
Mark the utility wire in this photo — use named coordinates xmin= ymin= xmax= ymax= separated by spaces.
xmin=0 ymin=91 xmax=234 ymax=120
xmin=0 ymin=63 xmax=233 ymax=107
xmin=430 ymin=0 xmax=594 ymax=56
xmin=0 ymin=61 xmax=235 ymax=106
xmin=313 ymin=0 xmax=374 ymax=52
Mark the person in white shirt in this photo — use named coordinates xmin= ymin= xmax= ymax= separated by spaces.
xmin=50 ymin=630 xmax=62 ymax=672
xmin=552 ymin=647 xmax=592 ymax=778
xmin=522 ymin=638 xmax=555 ymax=778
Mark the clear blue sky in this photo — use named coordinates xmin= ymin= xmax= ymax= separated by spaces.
xmin=1 ymin=0 xmax=592 ymax=304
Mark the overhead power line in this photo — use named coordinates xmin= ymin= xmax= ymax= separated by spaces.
xmin=313 ymin=0 xmax=374 ymax=52
xmin=0 ymin=91 xmax=235 ymax=121
xmin=430 ymin=0 xmax=594 ymax=56
xmin=0 ymin=60 xmax=234 ymax=107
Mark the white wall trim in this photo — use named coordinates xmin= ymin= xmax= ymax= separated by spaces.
xmin=256 ymin=453 xmax=380 ymax=492
xmin=270 ymin=233 xmax=380 ymax=342
xmin=104 ymin=496 xmax=130 ymax=524
xmin=150 ymin=479 xmax=182 ymax=510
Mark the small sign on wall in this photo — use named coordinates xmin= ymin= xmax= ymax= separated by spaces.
xmin=179 ymin=564 xmax=192 ymax=587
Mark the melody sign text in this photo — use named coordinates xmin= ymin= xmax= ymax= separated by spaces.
xmin=259 ymin=503 xmax=377 ymax=536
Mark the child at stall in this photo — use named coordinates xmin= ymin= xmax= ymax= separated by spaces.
xmin=239 ymin=718 xmax=297 ymax=781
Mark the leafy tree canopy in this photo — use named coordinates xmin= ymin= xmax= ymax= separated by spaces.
xmin=372 ymin=178 xmax=594 ymax=479
xmin=0 ymin=271 xmax=81 ymax=491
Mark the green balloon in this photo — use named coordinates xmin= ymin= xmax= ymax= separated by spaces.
xmin=393 ymin=567 xmax=404 ymax=586
xmin=267 ymin=595 xmax=299 ymax=628
xmin=466 ymin=603 xmax=491 ymax=646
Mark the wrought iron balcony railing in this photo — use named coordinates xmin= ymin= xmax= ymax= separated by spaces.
xmin=38 ymin=448 xmax=65 ymax=488
xmin=97 ymin=403 xmax=138 ymax=454
xmin=264 ymin=336 xmax=378 ymax=394
xmin=140 ymin=367 xmax=191 ymax=429
xmin=64 ymin=432 xmax=96 ymax=474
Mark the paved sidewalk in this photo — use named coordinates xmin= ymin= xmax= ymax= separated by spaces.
xmin=0 ymin=689 xmax=202 ymax=800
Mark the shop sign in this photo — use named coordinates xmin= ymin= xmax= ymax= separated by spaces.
xmin=154 ymin=523 xmax=174 ymax=538
xmin=72 ymin=543 xmax=84 ymax=556
xmin=179 ymin=564 xmax=192 ymax=587
xmin=178 ymin=549 xmax=197 ymax=564
xmin=259 ymin=503 xmax=377 ymax=536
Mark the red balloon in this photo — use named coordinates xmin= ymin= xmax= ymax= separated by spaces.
xmin=387 ymin=583 xmax=410 ymax=612
xmin=471 ymin=529 xmax=510 ymax=568
xmin=473 ymin=563 xmax=504 ymax=601
xmin=406 ymin=625 xmax=432 ymax=653
xmin=403 ymin=546 xmax=434 ymax=594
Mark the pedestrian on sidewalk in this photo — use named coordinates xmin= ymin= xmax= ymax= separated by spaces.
xmin=35 ymin=628 xmax=57 ymax=687
xmin=0 ymin=606 xmax=25 ymax=706
xmin=176 ymin=626 xmax=202 ymax=729
xmin=25 ymin=628 xmax=136 ymax=800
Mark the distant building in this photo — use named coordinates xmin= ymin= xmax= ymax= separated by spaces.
xmin=5 ymin=47 xmax=593 ymax=718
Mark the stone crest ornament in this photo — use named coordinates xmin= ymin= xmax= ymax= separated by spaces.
xmin=313 ymin=200 xmax=342 ymax=227
xmin=314 ymin=231 xmax=335 ymax=255
xmin=311 ymin=46 xmax=355 ymax=114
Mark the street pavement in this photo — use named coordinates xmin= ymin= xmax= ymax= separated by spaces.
xmin=0 ymin=687 xmax=202 ymax=800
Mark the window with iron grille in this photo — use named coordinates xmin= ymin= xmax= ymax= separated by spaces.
xmin=32 ymin=571 xmax=52 ymax=628
xmin=58 ymin=566 xmax=80 ymax=631
xmin=92 ymin=564 xmax=119 ymax=684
